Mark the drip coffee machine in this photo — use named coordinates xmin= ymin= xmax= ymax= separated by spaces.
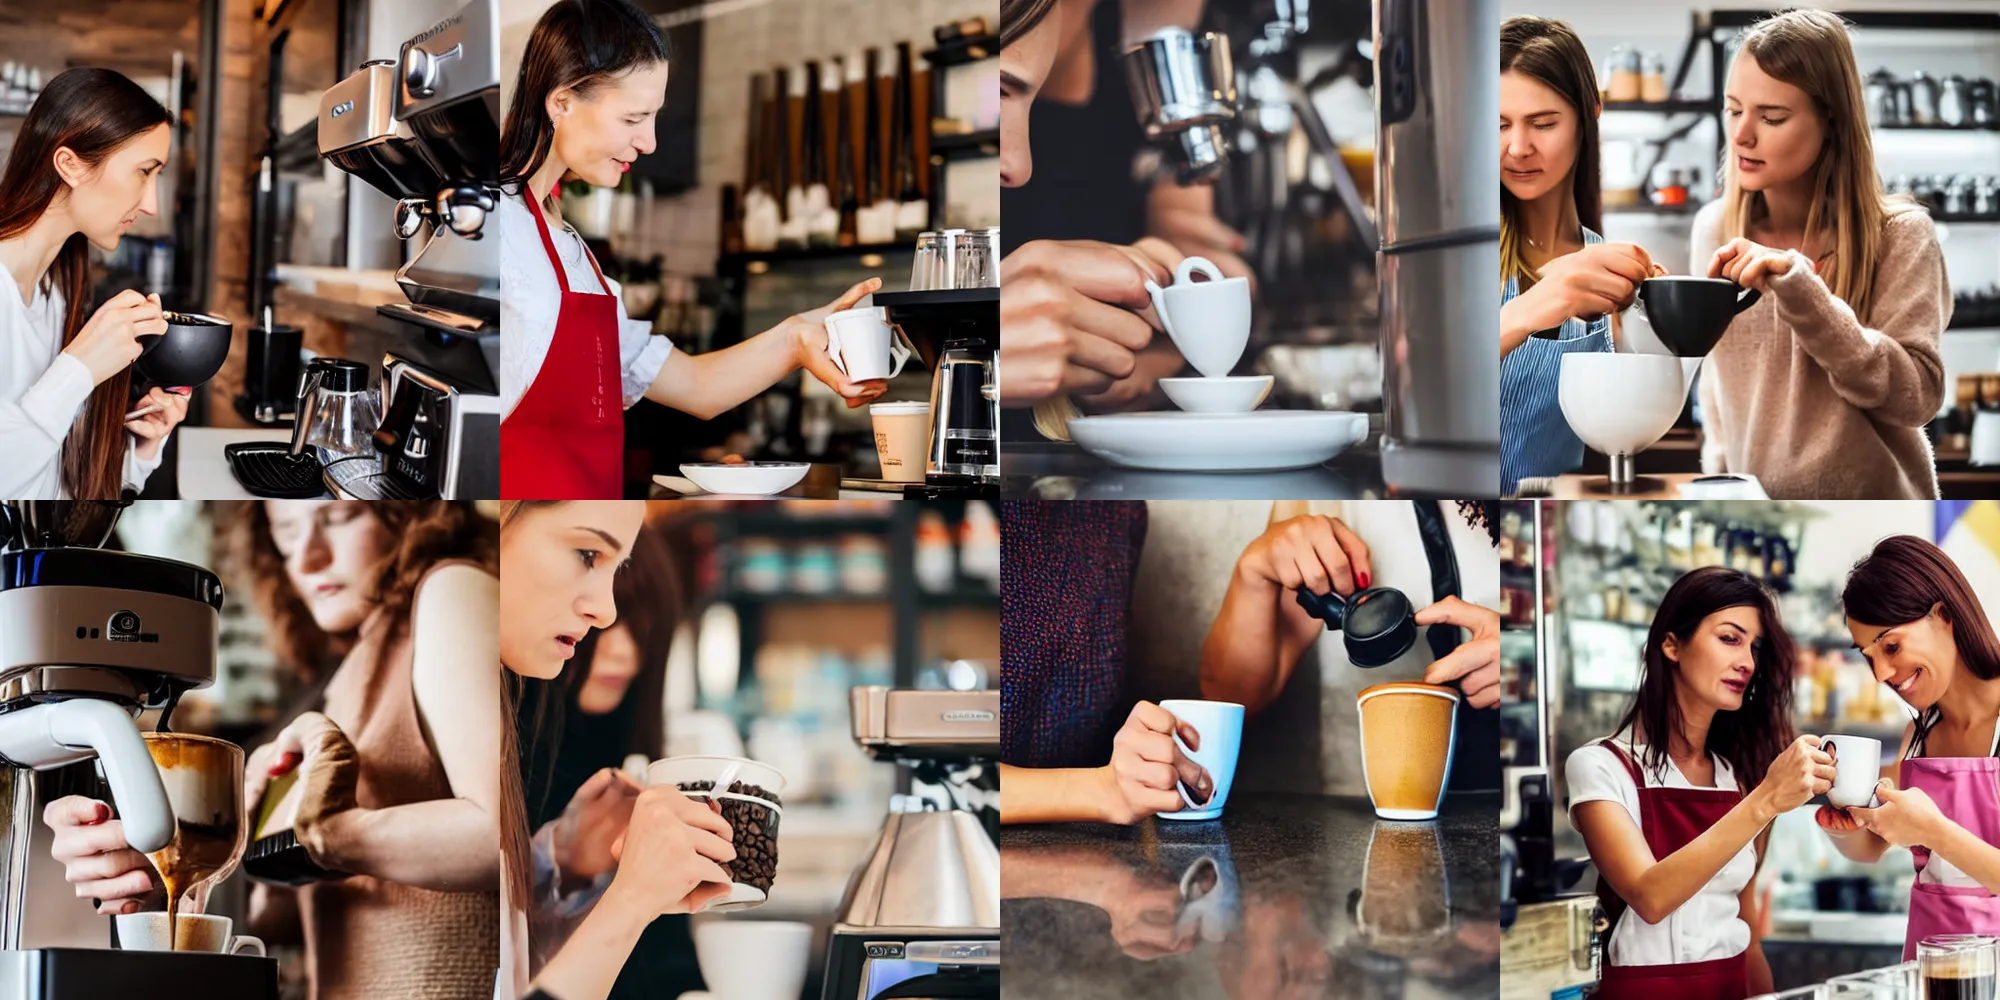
xmin=0 ymin=502 xmax=277 ymax=999
xmin=875 ymin=289 xmax=1000 ymax=497
xmin=823 ymin=686 xmax=999 ymax=1000
xmin=312 ymin=0 xmax=501 ymax=499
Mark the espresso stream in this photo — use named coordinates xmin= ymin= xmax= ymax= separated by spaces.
xmin=141 ymin=736 xmax=243 ymax=951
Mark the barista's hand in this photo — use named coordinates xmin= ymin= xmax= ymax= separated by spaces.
xmin=1235 ymin=514 xmax=1375 ymax=598
xmin=1853 ymin=780 xmax=1948 ymax=848
xmin=63 ymin=290 xmax=167 ymax=387
xmin=43 ymin=796 xmax=158 ymax=914
xmin=552 ymin=768 xmax=645 ymax=887
xmin=1096 ymin=701 xmax=1212 ymax=825
xmin=1501 ymin=243 xmax=1653 ymax=353
xmin=603 ymin=784 xmax=736 ymax=916
xmin=126 ymin=386 xmax=191 ymax=460
xmin=243 ymin=711 xmax=341 ymax=811
xmin=1415 ymin=596 xmax=1503 ymax=709
xmin=1752 ymin=735 xmax=1836 ymax=815
xmin=1708 ymin=238 xmax=1797 ymax=292
xmin=788 ymin=277 xmax=889 ymax=409
xmin=999 ymin=240 xmax=1167 ymax=404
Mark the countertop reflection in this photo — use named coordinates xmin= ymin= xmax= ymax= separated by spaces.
xmin=1000 ymin=442 xmax=1395 ymax=500
xmin=1001 ymin=792 xmax=1500 ymax=999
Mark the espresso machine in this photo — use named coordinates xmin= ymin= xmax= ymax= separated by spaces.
xmin=1118 ymin=0 xmax=1500 ymax=496
xmin=314 ymin=0 xmax=501 ymax=499
xmin=0 ymin=502 xmax=278 ymax=998
xmin=824 ymin=686 xmax=999 ymax=1000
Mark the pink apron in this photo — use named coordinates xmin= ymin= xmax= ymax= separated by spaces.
xmin=1900 ymin=741 xmax=2000 ymax=961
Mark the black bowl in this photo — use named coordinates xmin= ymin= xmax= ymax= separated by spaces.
xmin=1638 ymin=277 xmax=1761 ymax=357
xmin=137 ymin=311 xmax=233 ymax=387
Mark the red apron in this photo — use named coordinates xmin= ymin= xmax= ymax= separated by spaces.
xmin=1899 ymin=737 xmax=2000 ymax=960
xmin=500 ymin=191 xmax=623 ymax=499
xmin=1592 ymin=740 xmax=1751 ymax=1000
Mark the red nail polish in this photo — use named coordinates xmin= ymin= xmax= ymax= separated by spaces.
xmin=1358 ymin=572 xmax=1371 ymax=590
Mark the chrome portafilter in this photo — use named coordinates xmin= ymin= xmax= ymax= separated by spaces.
xmin=435 ymin=186 xmax=498 ymax=238
xmin=394 ymin=198 xmax=430 ymax=239
xmin=1124 ymin=28 xmax=1237 ymax=138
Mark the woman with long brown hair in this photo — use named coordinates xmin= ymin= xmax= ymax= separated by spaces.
xmin=0 ymin=67 xmax=191 ymax=498
xmin=44 ymin=501 xmax=503 ymax=999
xmin=498 ymin=500 xmax=731 ymax=1000
xmin=498 ymin=0 xmax=882 ymax=499
xmin=1693 ymin=10 xmax=1946 ymax=498
xmin=1497 ymin=17 xmax=1659 ymax=496
xmin=1565 ymin=566 xmax=1830 ymax=1000
xmin=1820 ymin=536 xmax=2000 ymax=958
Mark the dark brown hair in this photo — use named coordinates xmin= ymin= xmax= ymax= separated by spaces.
xmin=1842 ymin=534 xmax=2000 ymax=755
xmin=1500 ymin=17 xmax=1601 ymax=290
xmin=232 ymin=501 xmax=499 ymax=679
xmin=1002 ymin=0 xmax=1062 ymax=47
xmin=499 ymin=0 xmax=670 ymax=203
xmin=497 ymin=500 xmax=576 ymax=928
xmin=0 ymin=68 xmax=170 ymax=499
xmin=568 ymin=521 xmax=680 ymax=762
xmin=1617 ymin=566 xmax=1797 ymax=788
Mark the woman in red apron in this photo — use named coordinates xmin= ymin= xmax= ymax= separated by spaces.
xmin=1818 ymin=536 xmax=2000 ymax=959
xmin=497 ymin=0 xmax=887 ymax=500
xmin=1567 ymin=566 xmax=1833 ymax=1000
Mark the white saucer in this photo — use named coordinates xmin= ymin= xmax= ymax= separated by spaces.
xmin=1160 ymin=375 xmax=1274 ymax=413
xmin=677 ymin=462 xmax=809 ymax=496
xmin=698 ymin=881 xmax=770 ymax=912
xmin=1068 ymin=411 xmax=1369 ymax=472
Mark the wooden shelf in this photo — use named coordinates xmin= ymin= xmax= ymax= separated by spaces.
xmin=930 ymin=129 xmax=998 ymax=159
xmin=1603 ymin=100 xmax=1719 ymax=115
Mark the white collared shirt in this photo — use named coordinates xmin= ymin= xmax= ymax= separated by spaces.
xmin=0 ymin=280 xmax=164 ymax=498
xmin=496 ymin=194 xmax=673 ymax=421
xmin=1567 ymin=738 xmax=1756 ymax=967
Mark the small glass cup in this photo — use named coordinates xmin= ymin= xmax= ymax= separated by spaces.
xmin=909 ymin=231 xmax=945 ymax=291
xmin=953 ymin=231 xmax=995 ymax=288
xmin=1919 ymin=935 xmax=1997 ymax=1000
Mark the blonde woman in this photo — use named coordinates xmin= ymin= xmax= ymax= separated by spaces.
xmin=1693 ymin=8 xmax=1948 ymax=499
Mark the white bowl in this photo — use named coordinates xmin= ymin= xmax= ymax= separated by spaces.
xmin=678 ymin=462 xmax=809 ymax=496
xmin=1160 ymin=375 xmax=1274 ymax=413
xmin=1557 ymin=353 xmax=1688 ymax=457
xmin=692 ymin=920 xmax=813 ymax=1000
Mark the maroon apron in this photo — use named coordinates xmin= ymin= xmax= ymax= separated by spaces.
xmin=1592 ymin=740 xmax=1751 ymax=1000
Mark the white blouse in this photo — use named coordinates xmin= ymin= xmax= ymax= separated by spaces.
xmin=496 ymin=194 xmax=673 ymax=421
xmin=1566 ymin=738 xmax=1757 ymax=967
xmin=0 ymin=281 xmax=165 ymax=498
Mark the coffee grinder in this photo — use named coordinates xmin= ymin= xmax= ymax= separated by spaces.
xmin=0 ymin=502 xmax=277 ymax=999
xmin=875 ymin=289 xmax=999 ymax=498
xmin=823 ymin=686 xmax=999 ymax=1000
xmin=313 ymin=0 xmax=501 ymax=498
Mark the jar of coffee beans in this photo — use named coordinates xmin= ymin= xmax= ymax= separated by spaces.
xmin=645 ymin=756 xmax=789 ymax=909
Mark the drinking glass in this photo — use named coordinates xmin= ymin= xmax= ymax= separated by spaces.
xmin=1919 ymin=935 xmax=1997 ymax=1000
xmin=953 ymin=231 xmax=995 ymax=288
xmin=1750 ymin=987 xmax=1827 ymax=1000
xmin=909 ymin=231 xmax=946 ymax=291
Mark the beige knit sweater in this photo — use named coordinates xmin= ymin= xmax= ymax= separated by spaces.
xmin=1690 ymin=200 xmax=1951 ymax=499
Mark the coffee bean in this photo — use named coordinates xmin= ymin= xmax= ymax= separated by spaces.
xmin=678 ymin=780 xmax=782 ymax=891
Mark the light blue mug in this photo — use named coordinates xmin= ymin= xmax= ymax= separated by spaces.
xmin=1157 ymin=699 xmax=1245 ymax=821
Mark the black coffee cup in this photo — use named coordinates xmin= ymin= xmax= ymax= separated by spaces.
xmin=137 ymin=311 xmax=233 ymax=388
xmin=1636 ymin=277 xmax=1761 ymax=357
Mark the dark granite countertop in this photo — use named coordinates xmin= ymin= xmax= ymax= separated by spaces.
xmin=1001 ymin=792 xmax=1501 ymax=999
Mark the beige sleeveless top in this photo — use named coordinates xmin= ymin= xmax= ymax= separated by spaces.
xmin=300 ymin=561 xmax=500 ymax=999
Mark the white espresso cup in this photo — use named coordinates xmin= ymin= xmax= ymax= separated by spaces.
xmin=824 ymin=306 xmax=911 ymax=381
xmin=1144 ymin=256 xmax=1252 ymax=379
xmin=114 ymin=911 xmax=265 ymax=956
xmin=1823 ymin=735 xmax=1884 ymax=809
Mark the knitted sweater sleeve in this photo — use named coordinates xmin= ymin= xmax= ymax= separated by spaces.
xmin=1766 ymin=209 xmax=1949 ymax=428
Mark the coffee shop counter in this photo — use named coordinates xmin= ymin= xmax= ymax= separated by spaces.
xmin=1000 ymin=791 xmax=1501 ymax=999
xmin=1001 ymin=441 xmax=1438 ymax=501
xmin=650 ymin=465 xmax=925 ymax=500
xmin=1525 ymin=429 xmax=2000 ymax=500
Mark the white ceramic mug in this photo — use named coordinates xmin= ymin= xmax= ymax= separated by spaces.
xmin=692 ymin=919 xmax=813 ymax=1000
xmin=824 ymin=306 xmax=911 ymax=381
xmin=114 ymin=911 xmax=265 ymax=956
xmin=1823 ymin=735 xmax=1884 ymax=809
xmin=1144 ymin=257 xmax=1252 ymax=379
